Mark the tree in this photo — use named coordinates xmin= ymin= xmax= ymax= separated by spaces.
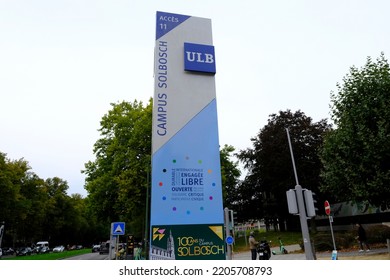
xmin=0 ymin=152 xmax=20 ymax=230
xmin=219 ymin=144 xmax=241 ymax=210
xmin=15 ymin=172 xmax=46 ymax=244
xmin=1 ymin=151 xmax=96 ymax=247
xmin=42 ymin=177 xmax=75 ymax=244
xmin=0 ymin=153 xmax=47 ymax=245
xmin=237 ymin=110 xmax=331 ymax=230
xmin=321 ymin=53 xmax=390 ymax=208
xmin=83 ymin=99 xmax=153 ymax=238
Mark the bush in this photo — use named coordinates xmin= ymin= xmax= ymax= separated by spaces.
xmin=310 ymin=225 xmax=390 ymax=252
xmin=314 ymin=241 xmax=333 ymax=251
xmin=366 ymin=225 xmax=390 ymax=243
xmin=311 ymin=224 xmax=390 ymax=252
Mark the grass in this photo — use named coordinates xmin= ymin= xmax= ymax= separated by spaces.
xmin=1 ymin=249 xmax=91 ymax=260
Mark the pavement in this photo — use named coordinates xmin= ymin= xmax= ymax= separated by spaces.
xmin=231 ymin=244 xmax=390 ymax=260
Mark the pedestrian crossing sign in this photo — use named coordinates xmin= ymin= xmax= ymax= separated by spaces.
xmin=111 ymin=222 xmax=125 ymax=235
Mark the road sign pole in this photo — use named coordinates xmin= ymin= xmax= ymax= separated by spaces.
xmin=224 ymin=207 xmax=232 ymax=260
xmin=329 ymin=216 xmax=336 ymax=251
xmin=115 ymin=235 xmax=119 ymax=260
xmin=109 ymin=224 xmax=113 ymax=260
xmin=324 ymin=200 xmax=337 ymax=259
xmin=329 ymin=216 xmax=337 ymax=260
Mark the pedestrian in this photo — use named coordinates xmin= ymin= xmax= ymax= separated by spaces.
xmin=248 ymin=231 xmax=258 ymax=260
xmin=356 ymin=223 xmax=370 ymax=252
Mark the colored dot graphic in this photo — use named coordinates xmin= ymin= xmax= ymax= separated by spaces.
xmin=157 ymin=156 xmax=219 ymax=216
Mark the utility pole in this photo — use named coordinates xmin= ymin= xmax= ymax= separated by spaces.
xmin=0 ymin=222 xmax=4 ymax=248
xmin=286 ymin=128 xmax=315 ymax=260
xmin=144 ymin=169 xmax=150 ymax=260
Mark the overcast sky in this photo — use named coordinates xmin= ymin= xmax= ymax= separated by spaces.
xmin=1 ymin=0 xmax=389 ymax=197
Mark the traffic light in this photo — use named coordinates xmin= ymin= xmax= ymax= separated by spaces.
xmin=286 ymin=188 xmax=318 ymax=217
xmin=303 ymin=189 xmax=316 ymax=217
xmin=286 ymin=189 xmax=298 ymax=214
xmin=312 ymin=192 xmax=319 ymax=213
xmin=229 ymin=210 xmax=238 ymax=230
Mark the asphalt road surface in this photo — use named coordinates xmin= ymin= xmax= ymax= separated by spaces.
xmin=64 ymin=252 xmax=109 ymax=260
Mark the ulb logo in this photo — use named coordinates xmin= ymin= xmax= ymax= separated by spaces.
xmin=184 ymin=42 xmax=216 ymax=74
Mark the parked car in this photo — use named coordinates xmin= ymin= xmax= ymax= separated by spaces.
xmin=92 ymin=244 xmax=100 ymax=253
xmin=16 ymin=247 xmax=32 ymax=256
xmin=99 ymin=242 xmax=110 ymax=255
xmin=36 ymin=241 xmax=49 ymax=248
xmin=31 ymin=247 xmax=40 ymax=254
xmin=2 ymin=247 xmax=15 ymax=256
xmin=3 ymin=247 xmax=15 ymax=256
xmin=39 ymin=246 xmax=51 ymax=254
xmin=52 ymin=245 xmax=65 ymax=253
xmin=35 ymin=241 xmax=49 ymax=253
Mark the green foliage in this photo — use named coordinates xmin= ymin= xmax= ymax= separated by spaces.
xmin=83 ymin=99 xmax=153 ymax=237
xmin=306 ymin=225 xmax=390 ymax=252
xmin=321 ymin=53 xmax=390 ymax=207
xmin=0 ymin=152 xmax=98 ymax=248
xmin=366 ymin=225 xmax=390 ymax=242
xmin=310 ymin=232 xmax=355 ymax=251
xmin=220 ymin=144 xmax=241 ymax=209
xmin=236 ymin=110 xmax=331 ymax=226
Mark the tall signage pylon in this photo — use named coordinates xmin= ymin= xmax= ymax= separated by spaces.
xmin=150 ymin=11 xmax=225 ymax=260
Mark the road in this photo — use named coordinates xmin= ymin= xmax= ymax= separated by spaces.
xmin=64 ymin=252 xmax=109 ymax=260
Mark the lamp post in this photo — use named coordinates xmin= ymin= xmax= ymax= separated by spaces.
xmin=286 ymin=129 xmax=315 ymax=260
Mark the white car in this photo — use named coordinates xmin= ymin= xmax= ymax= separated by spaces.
xmin=52 ymin=245 xmax=65 ymax=252
xmin=92 ymin=244 xmax=100 ymax=253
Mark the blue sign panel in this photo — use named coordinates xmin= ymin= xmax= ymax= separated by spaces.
xmin=151 ymin=100 xmax=223 ymax=225
xmin=156 ymin=11 xmax=190 ymax=40
xmin=111 ymin=222 xmax=125 ymax=235
xmin=184 ymin=43 xmax=216 ymax=74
